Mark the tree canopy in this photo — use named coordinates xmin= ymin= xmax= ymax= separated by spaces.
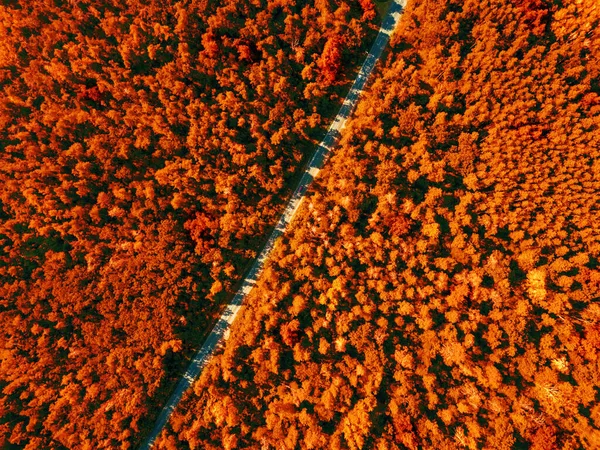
xmin=156 ymin=0 xmax=600 ymax=448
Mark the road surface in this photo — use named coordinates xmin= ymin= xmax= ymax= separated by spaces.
xmin=138 ymin=1 xmax=407 ymax=447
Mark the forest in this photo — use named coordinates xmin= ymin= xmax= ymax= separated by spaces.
xmin=152 ymin=0 xmax=600 ymax=448
xmin=0 ymin=0 xmax=380 ymax=448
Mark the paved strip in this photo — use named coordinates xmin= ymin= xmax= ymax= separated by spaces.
xmin=138 ymin=1 xmax=406 ymax=448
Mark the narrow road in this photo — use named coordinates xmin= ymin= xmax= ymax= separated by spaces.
xmin=139 ymin=1 xmax=406 ymax=448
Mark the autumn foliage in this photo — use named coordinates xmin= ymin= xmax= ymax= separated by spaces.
xmin=156 ymin=0 xmax=600 ymax=448
xmin=0 ymin=0 xmax=378 ymax=448
xmin=358 ymin=0 xmax=377 ymax=21
xmin=318 ymin=37 xmax=343 ymax=85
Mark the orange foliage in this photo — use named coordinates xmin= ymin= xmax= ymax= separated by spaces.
xmin=0 ymin=0 xmax=377 ymax=447
xmin=318 ymin=37 xmax=343 ymax=85
xmin=157 ymin=0 xmax=600 ymax=448
xmin=359 ymin=0 xmax=377 ymax=21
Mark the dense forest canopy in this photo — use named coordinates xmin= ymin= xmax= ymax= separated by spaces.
xmin=155 ymin=0 xmax=600 ymax=448
xmin=0 ymin=0 xmax=380 ymax=448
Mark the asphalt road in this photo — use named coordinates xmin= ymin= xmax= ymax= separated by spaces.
xmin=138 ymin=1 xmax=407 ymax=447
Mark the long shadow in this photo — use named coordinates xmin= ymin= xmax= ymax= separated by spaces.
xmin=137 ymin=1 xmax=407 ymax=448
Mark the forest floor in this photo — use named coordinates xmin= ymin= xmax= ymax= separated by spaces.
xmin=375 ymin=0 xmax=394 ymax=18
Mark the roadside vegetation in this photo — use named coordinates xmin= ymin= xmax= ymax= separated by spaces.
xmin=157 ymin=0 xmax=600 ymax=448
xmin=0 ymin=1 xmax=379 ymax=448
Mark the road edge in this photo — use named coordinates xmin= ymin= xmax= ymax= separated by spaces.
xmin=138 ymin=1 xmax=407 ymax=447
